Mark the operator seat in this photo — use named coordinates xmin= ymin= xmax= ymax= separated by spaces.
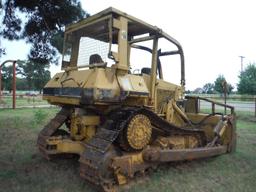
xmin=89 ymin=54 xmax=103 ymax=64
xmin=141 ymin=67 xmax=151 ymax=75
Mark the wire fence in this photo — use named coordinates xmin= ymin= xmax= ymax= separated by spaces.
xmin=0 ymin=95 xmax=54 ymax=109
xmin=0 ymin=94 xmax=255 ymax=117
xmin=196 ymin=97 xmax=256 ymax=117
xmin=199 ymin=100 xmax=255 ymax=112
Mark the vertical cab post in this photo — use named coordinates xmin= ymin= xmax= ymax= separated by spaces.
xmin=70 ymin=34 xmax=80 ymax=68
xmin=150 ymin=37 xmax=158 ymax=110
xmin=113 ymin=16 xmax=129 ymax=72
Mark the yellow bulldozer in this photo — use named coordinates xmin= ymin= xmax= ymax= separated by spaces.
xmin=38 ymin=7 xmax=236 ymax=191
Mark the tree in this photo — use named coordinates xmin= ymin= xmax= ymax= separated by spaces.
xmin=0 ymin=47 xmax=6 ymax=57
xmin=1 ymin=60 xmax=50 ymax=92
xmin=1 ymin=65 xmax=13 ymax=92
xmin=202 ymin=83 xmax=214 ymax=94
xmin=18 ymin=61 xmax=35 ymax=90
xmin=227 ymin=84 xmax=234 ymax=95
xmin=237 ymin=64 xmax=256 ymax=95
xmin=32 ymin=63 xmax=51 ymax=93
xmin=0 ymin=0 xmax=88 ymax=64
xmin=18 ymin=60 xmax=51 ymax=93
xmin=214 ymin=75 xmax=226 ymax=94
xmin=16 ymin=78 xmax=29 ymax=90
xmin=214 ymin=75 xmax=233 ymax=95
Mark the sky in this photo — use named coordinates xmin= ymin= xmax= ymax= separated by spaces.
xmin=1 ymin=0 xmax=256 ymax=90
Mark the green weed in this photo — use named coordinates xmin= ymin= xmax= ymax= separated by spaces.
xmin=34 ymin=109 xmax=48 ymax=124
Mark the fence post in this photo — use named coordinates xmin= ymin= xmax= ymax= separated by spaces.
xmin=255 ymin=96 xmax=256 ymax=117
xmin=0 ymin=60 xmax=17 ymax=108
xmin=0 ymin=65 xmax=2 ymax=102
xmin=12 ymin=61 xmax=16 ymax=109
xmin=222 ymin=81 xmax=227 ymax=115
xmin=198 ymin=98 xmax=200 ymax=113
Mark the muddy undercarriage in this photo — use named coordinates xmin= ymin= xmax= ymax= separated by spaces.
xmin=38 ymin=100 xmax=236 ymax=191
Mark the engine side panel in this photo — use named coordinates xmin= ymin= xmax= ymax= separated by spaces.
xmin=43 ymin=67 xmax=151 ymax=106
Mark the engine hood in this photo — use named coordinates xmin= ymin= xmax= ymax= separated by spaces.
xmin=43 ymin=67 xmax=149 ymax=105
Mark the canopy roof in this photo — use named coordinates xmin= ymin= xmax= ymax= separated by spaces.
xmin=65 ymin=7 xmax=182 ymax=48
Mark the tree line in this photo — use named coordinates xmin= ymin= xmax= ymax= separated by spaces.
xmin=0 ymin=0 xmax=87 ymax=65
xmin=0 ymin=0 xmax=86 ymax=93
xmin=1 ymin=60 xmax=50 ymax=93
xmin=199 ymin=64 xmax=256 ymax=95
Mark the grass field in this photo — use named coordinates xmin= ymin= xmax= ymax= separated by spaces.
xmin=0 ymin=108 xmax=255 ymax=192
xmin=0 ymin=96 xmax=49 ymax=108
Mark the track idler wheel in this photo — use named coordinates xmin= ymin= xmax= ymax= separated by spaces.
xmin=120 ymin=113 xmax=152 ymax=151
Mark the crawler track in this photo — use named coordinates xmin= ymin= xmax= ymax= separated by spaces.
xmin=37 ymin=106 xmax=205 ymax=191
xmin=79 ymin=107 xmax=205 ymax=191
xmin=37 ymin=107 xmax=72 ymax=159
xmin=79 ymin=109 xmax=131 ymax=191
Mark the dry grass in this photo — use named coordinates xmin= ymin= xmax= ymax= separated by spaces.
xmin=0 ymin=108 xmax=255 ymax=192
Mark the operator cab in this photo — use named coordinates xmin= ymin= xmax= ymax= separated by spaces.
xmin=61 ymin=7 xmax=185 ymax=86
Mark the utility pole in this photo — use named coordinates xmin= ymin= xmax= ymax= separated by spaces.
xmin=239 ymin=56 xmax=245 ymax=72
